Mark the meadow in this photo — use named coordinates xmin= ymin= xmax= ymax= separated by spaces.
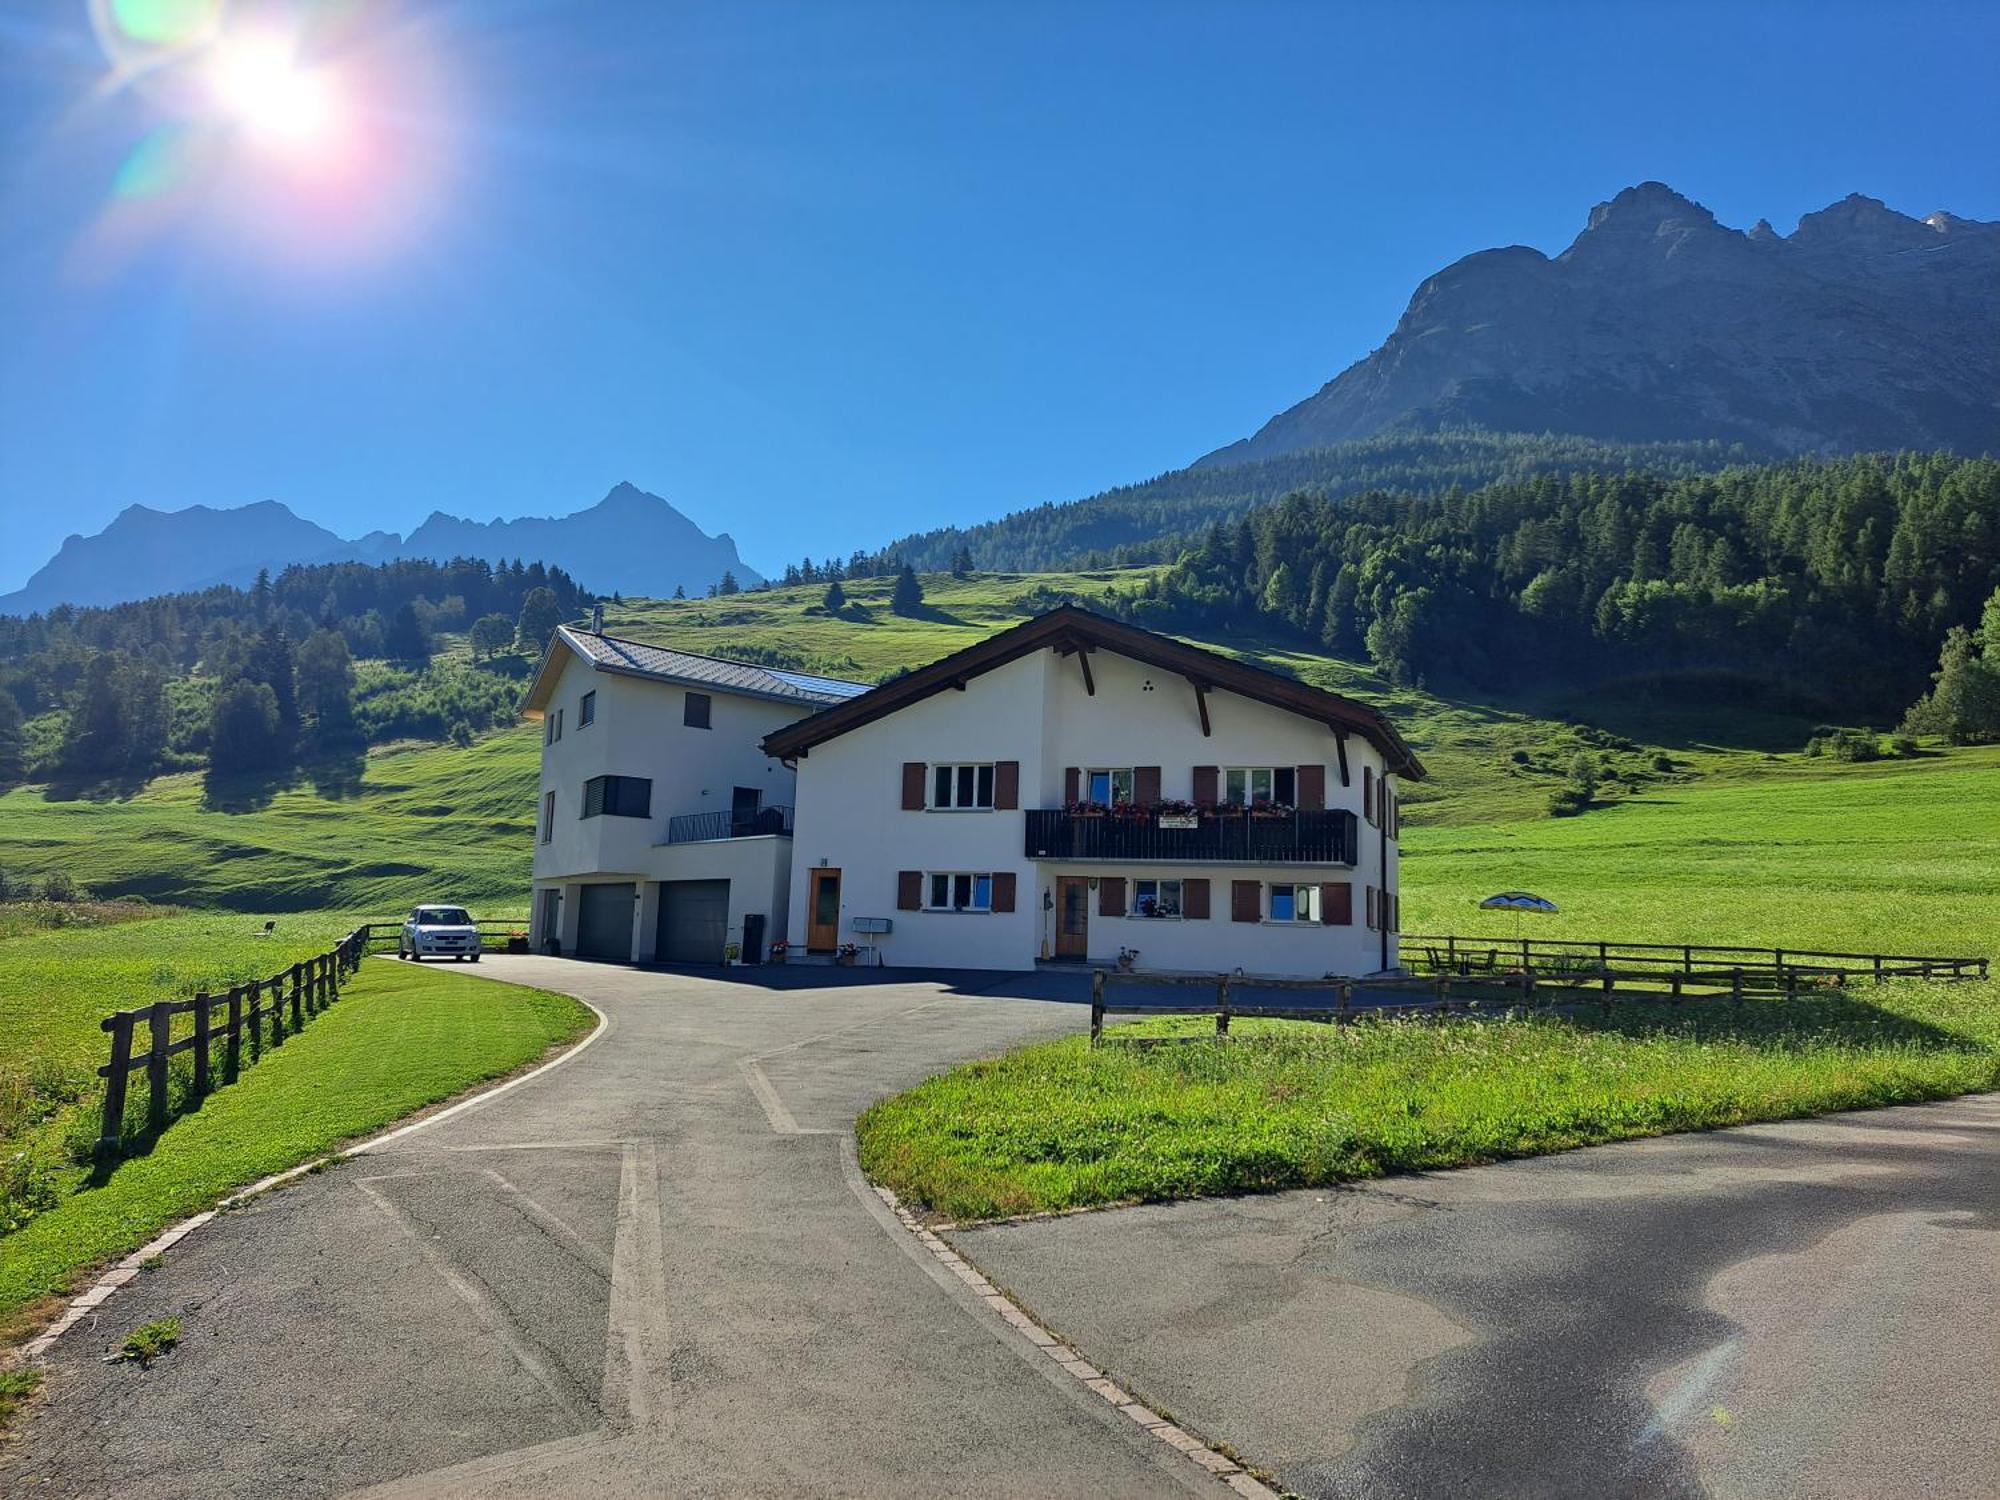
xmin=859 ymin=744 xmax=2000 ymax=1221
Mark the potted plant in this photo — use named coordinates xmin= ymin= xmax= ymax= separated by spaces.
xmin=723 ymin=942 xmax=742 ymax=966
xmin=768 ymin=939 xmax=789 ymax=965
xmin=837 ymin=942 xmax=860 ymax=967
xmin=1065 ymin=799 xmax=1110 ymax=818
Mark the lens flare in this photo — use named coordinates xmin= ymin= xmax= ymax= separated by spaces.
xmin=207 ymin=33 xmax=344 ymax=156
xmin=109 ymin=0 xmax=220 ymax=48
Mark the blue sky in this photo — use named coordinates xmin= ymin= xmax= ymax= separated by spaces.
xmin=2 ymin=0 xmax=1996 ymax=591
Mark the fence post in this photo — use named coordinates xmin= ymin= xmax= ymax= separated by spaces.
xmin=147 ymin=1000 xmax=172 ymax=1136
xmin=1216 ymin=974 xmax=1231 ymax=1039
xmin=1090 ymin=969 xmax=1104 ymax=1046
xmin=291 ymin=963 xmax=305 ymax=1029
xmin=269 ymin=974 xmax=285 ymax=1045
xmin=1874 ymin=954 xmax=1884 ymax=985
xmin=1600 ymin=967 xmax=1614 ymax=1017
xmin=246 ymin=980 xmax=263 ymax=1059
xmin=1731 ymin=968 xmax=1744 ymax=1008
xmin=1338 ymin=979 xmax=1352 ymax=1024
xmin=1447 ymin=935 xmax=1456 ymax=972
xmin=1522 ymin=969 xmax=1537 ymax=1011
xmin=227 ymin=985 xmax=243 ymax=1082
xmin=1521 ymin=936 xmax=1531 ymax=971
xmin=192 ymin=991 xmax=212 ymax=1100
xmin=1671 ymin=973 xmax=1683 ymax=1007
xmin=98 ymin=1014 xmax=134 ymax=1160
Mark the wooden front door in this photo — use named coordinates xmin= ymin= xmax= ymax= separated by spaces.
xmin=1055 ymin=876 xmax=1089 ymax=960
xmin=807 ymin=867 xmax=842 ymax=952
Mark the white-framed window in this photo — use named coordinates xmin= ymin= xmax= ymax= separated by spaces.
xmin=1086 ymin=768 xmax=1135 ymax=805
xmin=932 ymin=763 xmax=995 ymax=810
xmin=926 ymin=872 xmax=994 ymax=911
xmin=545 ymin=708 xmax=563 ymax=746
xmin=1268 ymin=882 xmax=1320 ymax=923
xmin=541 ymin=789 xmax=555 ymax=843
xmin=1133 ymin=878 xmax=1182 ymax=918
xmin=579 ymin=690 xmax=596 ymax=727
xmin=1223 ymin=766 xmax=1297 ymax=806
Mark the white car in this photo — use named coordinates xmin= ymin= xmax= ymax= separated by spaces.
xmin=399 ymin=905 xmax=483 ymax=962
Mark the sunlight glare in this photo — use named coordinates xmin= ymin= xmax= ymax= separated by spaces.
xmin=207 ymin=33 xmax=343 ymax=155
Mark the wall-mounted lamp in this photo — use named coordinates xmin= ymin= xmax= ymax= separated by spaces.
xmin=1087 ymin=877 xmax=1099 ymax=891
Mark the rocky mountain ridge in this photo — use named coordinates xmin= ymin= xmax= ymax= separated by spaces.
xmin=1200 ymin=184 xmax=1999 ymax=465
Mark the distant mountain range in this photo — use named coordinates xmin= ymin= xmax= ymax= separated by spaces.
xmin=1201 ymin=183 xmax=1999 ymax=464
xmin=0 ymin=483 xmax=759 ymax=617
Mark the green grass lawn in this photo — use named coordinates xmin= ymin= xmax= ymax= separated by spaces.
xmin=858 ymin=984 xmax=2000 ymax=1222
xmin=0 ymin=959 xmax=591 ymax=1326
xmin=862 ymin=743 xmax=2000 ymax=1222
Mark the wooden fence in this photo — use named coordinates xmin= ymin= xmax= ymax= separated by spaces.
xmin=1403 ymin=933 xmax=1988 ymax=987
xmin=1089 ymin=938 xmax=1989 ymax=1047
xmin=95 ymin=928 xmax=370 ymax=1159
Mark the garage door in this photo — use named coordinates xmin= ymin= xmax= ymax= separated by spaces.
xmin=575 ymin=883 xmax=635 ymax=961
xmin=656 ymin=879 xmax=728 ymax=965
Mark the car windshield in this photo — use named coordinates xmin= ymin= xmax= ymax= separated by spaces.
xmin=415 ymin=908 xmax=471 ymax=925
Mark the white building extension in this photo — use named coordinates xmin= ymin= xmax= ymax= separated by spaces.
xmin=521 ymin=625 xmax=869 ymax=963
xmin=763 ymin=607 xmax=1423 ymax=979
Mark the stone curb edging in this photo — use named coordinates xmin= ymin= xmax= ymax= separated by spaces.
xmin=870 ymin=1180 xmax=1281 ymax=1500
xmin=20 ymin=983 xmax=612 ymax=1363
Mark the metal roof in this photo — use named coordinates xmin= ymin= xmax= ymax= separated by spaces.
xmin=552 ymin=626 xmax=871 ymax=707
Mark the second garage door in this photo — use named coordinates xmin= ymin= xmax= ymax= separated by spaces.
xmin=575 ymin=882 xmax=636 ymax=960
xmin=656 ymin=879 xmax=729 ymax=965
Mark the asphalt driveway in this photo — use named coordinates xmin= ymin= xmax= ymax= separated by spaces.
xmin=3 ymin=957 xmax=1221 ymax=1499
xmin=952 ymin=1092 xmax=2000 ymax=1500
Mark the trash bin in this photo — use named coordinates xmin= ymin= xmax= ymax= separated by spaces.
xmin=742 ymin=913 xmax=766 ymax=965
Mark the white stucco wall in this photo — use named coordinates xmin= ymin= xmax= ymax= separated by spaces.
xmin=785 ymin=644 xmax=1406 ymax=977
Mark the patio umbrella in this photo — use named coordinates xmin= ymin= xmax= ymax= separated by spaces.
xmin=1479 ymin=891 xmax=1559 ymax=956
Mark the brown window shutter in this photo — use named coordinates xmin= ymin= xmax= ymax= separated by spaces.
xmin=1320 ymin=881 xmax=1353 ymax=925
xmin=1366 ymin=885 xmax=1378 ymax=930
xmin=1231 ymin=879 xmax=1261 ymax=923
xmin=897 ymin=871 xmax=923 ymax=910
xmin=1297 ymin=764 xmax=1326 ymax=810
xmin=1134 ymin=765 xmax=1162 ymax=804
xmin=1099 ymin=876 xmax=1126 ymax=918
xmin=1193 ymin=765 xmax=1219 ymax=805
xmin=990 ymin=871 xmax=1017 ymax=912
xmin=1182 ymin=878 xmax=1210 ymax=919
xmin=994 ymin=760 xmax=1020 ymax=811
xmin=1363 ymin=766 xmax=1376 ymax=823
xmin=1388 ymin=891 xmax=1399 ymax=930
xmin=901 ymin=762 xmax=927 ymax=811
xmin=1064 ymin=766 xmax=1081 ymax=805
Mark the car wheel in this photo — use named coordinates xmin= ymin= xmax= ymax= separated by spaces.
xmin=470 ymin=954 xmax=481 ymax=963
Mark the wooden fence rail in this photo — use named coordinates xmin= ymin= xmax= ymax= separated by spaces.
xmin=1089 ymin=935 xmax=1989 ymax=1046
xmin=96 ymin=928 xmax=370 ymax=1160
xmin=1402 ymin=933 xmax=1988 ymax=986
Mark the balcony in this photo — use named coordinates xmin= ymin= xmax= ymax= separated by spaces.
xmin=1024 ymin=807 xmax=1358 ymax=865
xmin=664 ymin=805 xmax=795 ymax=845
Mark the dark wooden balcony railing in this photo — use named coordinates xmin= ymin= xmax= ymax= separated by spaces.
xmin=1024 ymin=807 xmax=1357 ymax=865
xmin=665 ymin=805 xmax=795 ymax=844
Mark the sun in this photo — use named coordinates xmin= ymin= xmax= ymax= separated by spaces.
xmin=205 ymin=32 xmax=343 ymax=157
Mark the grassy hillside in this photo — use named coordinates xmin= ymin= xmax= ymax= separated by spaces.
xmin=0 ymin=566 xmax=1867 ymax=918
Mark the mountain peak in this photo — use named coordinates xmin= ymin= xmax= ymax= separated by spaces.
xmin=1581 ymin=181 xmax=1720 ymax=235
xmin=1790 ymin=192 xmax=1937 ymax=252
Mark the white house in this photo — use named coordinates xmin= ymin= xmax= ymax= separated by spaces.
xmin=762 ymin=607 xmax=1423 ymax=978
xmin=521 ymin=624 xmax=869 ymax=963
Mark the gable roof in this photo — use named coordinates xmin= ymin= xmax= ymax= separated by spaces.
xmin=759 ymin=606 xmax=1426 ymax=778
xmin=521 ymin=625 xmax=872 ymax=717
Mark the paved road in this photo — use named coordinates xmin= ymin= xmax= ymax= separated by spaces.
xmin=954 ymin=1093 xmax=2000 ymax=1500
xmin=4 ymin=958 xmax=1222 ymax=1499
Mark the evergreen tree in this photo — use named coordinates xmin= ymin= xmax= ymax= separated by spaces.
xmin=248 ymin=626 xmax=298 ymax=738
xmin=385 ymin=602 xmax=431 ymax=666
xmin=951 ymin=546 xmax=973 ymax=579
xmin=0 ymin=689 xmax=24 ymax=786
xmin=822 ymin=580 xmax=847 ymax=613
xmin=59 ymin=654 xmax=128 ymax=776
xmin=718 ymin=570 xmax=742 ymax=596
xmin=891 ymin=564 xmax=924 ymax=616
xmin=672 ymin=584 xmax=687 ymax=600
xmin=295 ymin=628 xmax=357 ymax=741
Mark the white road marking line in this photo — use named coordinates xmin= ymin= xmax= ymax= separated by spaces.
xmin=601 ymin=1140 xmax=672 ymax=1433
xmin=354 ymin=1174 xmax=597 ymax=1430
xmin=479 ymin=1166 xmax=615 ymax=1282
xmin=738 ymin=1056 xmax=836 ymax=1136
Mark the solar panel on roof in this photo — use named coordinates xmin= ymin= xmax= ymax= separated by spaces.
xmin=768 ymin=669 xmax=871 ymax=699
